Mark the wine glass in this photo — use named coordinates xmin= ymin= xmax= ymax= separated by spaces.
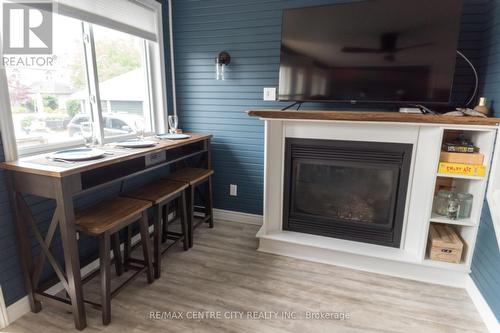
xmin=168 ymin=115 xmax=178 ymax=134
xmin=80 ymin=122 xmax=94 ymax=146
xmin=134 ymin=120 xmax=145 ymax=139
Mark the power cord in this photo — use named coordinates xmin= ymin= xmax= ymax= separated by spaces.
xmin=456 ymin=50 xmax=479 ymax=107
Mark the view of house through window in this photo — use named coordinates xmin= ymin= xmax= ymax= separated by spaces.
xmin=5 ymin=14 xmax=90 ymax=151
xmin=94 ymin=24 xmax=150 ymax=139
xmin=5 ymin=13 xmax=152 ymax=154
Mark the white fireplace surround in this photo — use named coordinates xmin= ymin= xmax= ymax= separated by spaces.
xmin=257 ymin=118 xmax=497 ymax=288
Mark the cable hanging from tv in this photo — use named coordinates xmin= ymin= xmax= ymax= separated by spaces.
xmin=456 ymin=50 xmax=479 ymax=107
xmin=282 ymin=101 xmax=303 ymax=111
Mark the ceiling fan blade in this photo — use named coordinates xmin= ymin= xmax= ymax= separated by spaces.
xmin=395 ymin=42 xmax=434 ymax=52
xmin=341 ymin=47 xmax=381 ymax=53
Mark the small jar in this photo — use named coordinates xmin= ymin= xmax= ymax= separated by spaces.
xmin=447 ymin=197 xmax=460 ymax=220
xmin=434 ymin=190 xmax=454 ymax=216
xmin=457 ymin=192 xmax=473 ymax=219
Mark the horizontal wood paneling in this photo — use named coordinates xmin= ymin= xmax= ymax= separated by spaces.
xmin=470 ymin=0 xmax=500 ymax=322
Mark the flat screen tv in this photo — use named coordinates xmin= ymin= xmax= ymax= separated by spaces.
xmin=279 ymin=0 xmax=462 ymax=104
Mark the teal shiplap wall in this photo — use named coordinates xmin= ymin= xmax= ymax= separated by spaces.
xmin=471 ymin=205 xmax=500 ymax=320
xmin=0 ymin=137 xmax=27 ymax=305
xmin=470 ymin=0 xmax=500 ymax=322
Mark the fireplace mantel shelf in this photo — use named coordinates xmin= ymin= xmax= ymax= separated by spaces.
xmin=247 ymin=109 xmax=500 ymax=126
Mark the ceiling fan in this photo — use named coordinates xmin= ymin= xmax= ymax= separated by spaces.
xmin=341 ymin=32 xmax=433 ymax=61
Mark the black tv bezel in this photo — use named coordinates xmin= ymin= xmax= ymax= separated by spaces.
xmin=277 ymin=1 xmax=463 ymax=106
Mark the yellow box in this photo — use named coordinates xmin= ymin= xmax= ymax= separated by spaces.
xmin=438 ymin=162 xmax=486 ymax=177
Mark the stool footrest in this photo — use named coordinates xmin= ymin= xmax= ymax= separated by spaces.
xmin=35 ymin=292 xmax=72 ymax=312
xmin=161 ymin=240 xmax=179 ymax=255
xmin=111 ymin=266 xmax=147 ymax=299
xmin=166 ymin=231 xmax=183 ymax=238
xmin=83 ymin=299 xmax=102 ymax=309
xmin=81 ymin=264 xmax=147 ymax=310
xmin=193 ymin=215 xmax=211 ymax=229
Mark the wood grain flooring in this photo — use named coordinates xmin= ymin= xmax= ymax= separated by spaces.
xmin=2 ymin=221 xmax=486 ymax=333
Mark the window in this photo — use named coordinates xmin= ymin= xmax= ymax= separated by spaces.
xmin=93 ymin=24 xmax=151 ymax=140
xmin=5 ymin=14 xmax=91 ymax=153
xmin=0 ymin=0 xmax=166 ymax=159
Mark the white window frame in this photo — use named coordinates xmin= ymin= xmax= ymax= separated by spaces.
xmin=0 ymin=0 xmax=168 ymax=161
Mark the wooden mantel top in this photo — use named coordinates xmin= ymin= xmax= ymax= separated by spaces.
xmin=247 ymin=109 xmax=500 ymax=126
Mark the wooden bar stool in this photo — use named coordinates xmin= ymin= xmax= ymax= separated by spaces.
xmin=75 ymin=197 xmax=154 ymax=325
xmin=166 ymin=167 xmax=214 ymax=248
xmin=121 ymin=179 xmax=189 ymax=279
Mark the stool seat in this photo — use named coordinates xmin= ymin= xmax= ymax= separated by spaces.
xmin=123 ymin=179 xmax=188 ymax=204
xmin=120 ymin=179 xmax=190 ymax=278
xmin=167 ymin=167 xmax=214 ymax=248
xmin=166 ymin=167 xmax=214 ymax=185
xmin=75 ymin=196 xmax=153 ymax=325
xmin=76 ymin=197 xmax=152 ymax=236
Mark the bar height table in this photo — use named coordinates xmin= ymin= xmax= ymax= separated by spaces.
xmin=1 ymin=133 xmax=212 ymax=330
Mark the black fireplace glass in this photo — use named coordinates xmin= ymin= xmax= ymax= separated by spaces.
xmin=292 ymin=161 xmax=398 ymax=228
xmin=283 ymin=138 xmax=413 ymax=248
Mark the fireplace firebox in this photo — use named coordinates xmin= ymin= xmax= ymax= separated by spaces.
xmin=283 ymin=138 xmax=413 ymax=248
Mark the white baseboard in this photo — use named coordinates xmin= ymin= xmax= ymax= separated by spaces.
xmin=259 ymin=234 xmax=468 ymax=287
xmin=0 ymin=286 xmax=8 ymax=329
xmin=213 ymin=208 xmax=263 ymax=225
xmin=466 ymin=276 xmax=500 ymax=333
xmin=5 ymin=295 xmax=29 ymax=327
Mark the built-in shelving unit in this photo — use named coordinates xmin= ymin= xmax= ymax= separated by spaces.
xmin=252 ymin=111 xmax=500 ymax=286
xmin=423 ymin=128 xmax=496 ymax=269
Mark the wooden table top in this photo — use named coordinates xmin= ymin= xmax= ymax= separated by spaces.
xmin=1 ymin=133 xmax=211 ymax=178
xmin=247 ymin=109 xmax=500 ymax=126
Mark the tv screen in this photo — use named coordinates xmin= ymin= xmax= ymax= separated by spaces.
xmin=279 ymin=0 xmax=462 ymax=104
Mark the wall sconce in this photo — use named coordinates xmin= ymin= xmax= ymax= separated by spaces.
xmin=215 ymin=51 xmax=230 ymax=80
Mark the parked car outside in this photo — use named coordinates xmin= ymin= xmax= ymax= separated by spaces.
xmin=67 ymin=113 xmax=144 ymax=137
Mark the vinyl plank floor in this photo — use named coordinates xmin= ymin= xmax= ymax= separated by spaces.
xmin=2 ymin=221 xmax=487 ymax=333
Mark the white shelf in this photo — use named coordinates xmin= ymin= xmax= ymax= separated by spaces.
xmin=436 ymin=173 xmax=484 ymax=181
xmin=430 ymin=213 xmax=475 ymax=227
xmin=422 ymin=258 xmax=470 ymax=272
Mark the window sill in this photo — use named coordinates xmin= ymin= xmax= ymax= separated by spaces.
xmin=18 ymin=138 xmax=86 ymax=157
xmin=17 ymin=133 xmax=153 ymax=157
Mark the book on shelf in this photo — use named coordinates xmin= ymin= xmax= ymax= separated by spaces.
xmin=438 ymin=162 xmax=486 ymax=177
xmin=442 ymin=143 xmax=479 ymax=153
